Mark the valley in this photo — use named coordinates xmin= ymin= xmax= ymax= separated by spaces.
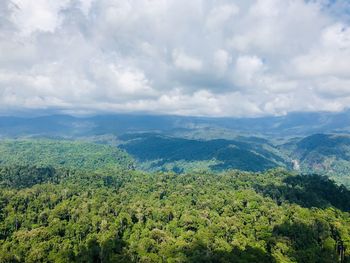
xmin=0 ymin=114 xmax=350 ymax=262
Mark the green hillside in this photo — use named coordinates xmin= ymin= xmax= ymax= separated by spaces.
xmin=281 ymin=134 xmax=350 ymax=187
xmin=0 ymin=139 xmax=134 ymax=172
xmin=0 ymin=138 xmax=349 ymax=262
xmin=119 ymin=134 xmax=287 ymax=173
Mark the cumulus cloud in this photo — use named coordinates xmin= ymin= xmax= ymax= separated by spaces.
xmin=205 ymin=3 xmax=239 ymax=30
xmin=172 ymin=50 xmax=203 ymax=72
xmin=0 ymin=0 xmax=349 ymax=117
xmin=293 ymin=23 xmax=350 ymax=77
xmin=213 ymin=49 xmax=231 ymax=75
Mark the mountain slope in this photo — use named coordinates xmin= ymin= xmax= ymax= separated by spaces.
xmin=0 ymin=139 xmax=134 ymax=171
xmin=119 ymin=133 xmax=288 ymax=172
xmin=281 ymin=134 xmax=350 ymax=187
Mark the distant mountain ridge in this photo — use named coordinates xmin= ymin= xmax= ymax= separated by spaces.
xmin=1 ymin=110 xmax=350 ymax=138
xmin=2 ymin=112 xmax=350 ymax=187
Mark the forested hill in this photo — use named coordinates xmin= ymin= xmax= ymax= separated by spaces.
xmin=1 ymin=135 xmax=350 ymax=188
xmin=0 ymin=166 xmax=350 ymax=262
xmin=281 ymin=134 xmax=350 ymax=187
xmin=0 ymin=139 xmax=134 ymax=172
xmin=119 ymin=133 xmax=287 ymax=173
xmin=0 ymin=139 xmax=349 ymax=262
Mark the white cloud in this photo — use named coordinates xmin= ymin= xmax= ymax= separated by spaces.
xmin=205 ymin=4 xmax=239 ymax=30
xmin=213 ymin=49 xmax=231 ymax=75
xmin=293 ymin=23 xmax=350 ymax=77
xmin=10 ymin=0 xmax=71 ymax=35
xmin=172 ymin=50 xmax=203 ymax=72
xmin=0 ymin=0 xmax=350 ymax=117
xmin=233 ymin=55 xmax=264 ymax=87
xmin=316 ymin=77 xmax=350 ymax=97
xmin=90 ymin=62 xmax=157 ymax=99
xmin=79 ymin=0 xmax=94 ymax=16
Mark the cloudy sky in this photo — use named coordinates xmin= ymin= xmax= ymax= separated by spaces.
xmin=0 ymin=0 xmax=350 ymax=117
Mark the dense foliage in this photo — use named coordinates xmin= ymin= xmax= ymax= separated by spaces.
xmin=0 ymin=139 xmax=349 ymax=262
xmin=120 ymin=134 xmax=286 ymax=173
xmin=0 ymin=165 xmax=349 ymax=263
xmin=282 ymin=134 xmax=350 ymax=187
xmin=0 ymin=140 xmax=134 ymax=172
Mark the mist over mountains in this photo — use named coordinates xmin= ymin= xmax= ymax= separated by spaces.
xmin=1 ymin=110 xmax=350 ymax=138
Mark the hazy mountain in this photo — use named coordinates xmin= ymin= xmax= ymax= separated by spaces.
xmin=1 ymin=110 xmax=350 ymax=138
xmin=2 ymin=112 xmax=350 ymax=186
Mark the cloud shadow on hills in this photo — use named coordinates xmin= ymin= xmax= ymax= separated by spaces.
xmin=254 ymin=174 xmax=350 ymax=212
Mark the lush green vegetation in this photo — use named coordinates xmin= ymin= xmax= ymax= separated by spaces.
xmin=0 ymin=139 xmax=349 ymax=262
xmin=0 ymin=164 xmax=349 ymax=262
xmin=120 ymin=134 xmax=287 ymax=173
xmin=118 ymin=133 xmax=350 ymax=188
xmin=0 ymin=140 xmax=134 ymax=172
xmin=281 ymin=134 xmax=350 ymax=187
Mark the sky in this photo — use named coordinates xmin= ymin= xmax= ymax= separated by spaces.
xmin=0 ymin=0 xmax=350 ymax=117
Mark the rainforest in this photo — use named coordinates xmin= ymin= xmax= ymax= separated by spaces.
xmin=0 ymin=129 xmax=349 ymax=262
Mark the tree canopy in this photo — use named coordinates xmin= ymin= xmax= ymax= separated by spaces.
xmin=0 ymin=166 xmax=349 ymax=262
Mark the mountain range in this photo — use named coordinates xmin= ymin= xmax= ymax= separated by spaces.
xmin=1 ymin=111 xmax=350 ymax=187
xmin=1 ymin=110 xmax=350 ymax=138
